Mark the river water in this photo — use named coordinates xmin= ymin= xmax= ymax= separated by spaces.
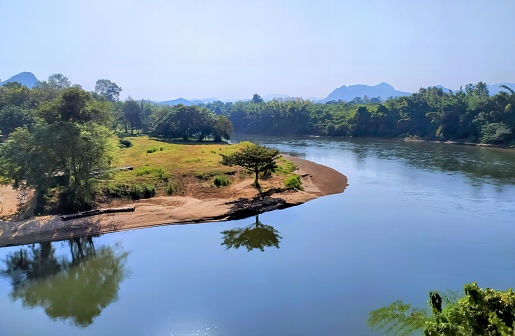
xmin=0 ymin=137 xmax=514 ymax=335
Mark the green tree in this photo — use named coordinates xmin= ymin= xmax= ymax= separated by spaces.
xmin=0 ymin=87 xmax=116 ymax=211
xmin=252 ymin=93 xmax=264 ymax=104
xmin=369 ymin=282 xmax=515 ymax=336
xmin=212 ymin=115 xmax=234 ymax=141
xmin=122 ymin=98 xmax=142 ymax=134
xmin=0 ymin=105 xmax=34 ymax=140
xmin=220 ymin=142 xmax=280 ymax=188
xmin=95 ymin=79 xmax=122 ymax=103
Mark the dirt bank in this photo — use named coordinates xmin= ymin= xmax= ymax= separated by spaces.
xmin=0 ymin=156 xmax=348 ymax=247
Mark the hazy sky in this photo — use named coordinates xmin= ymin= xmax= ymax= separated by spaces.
xmin=1 ymin=0 xmax=514 ymax=101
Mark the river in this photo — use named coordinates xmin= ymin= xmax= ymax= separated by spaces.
xmin=0 ymin=136 xmax=514 ymax=335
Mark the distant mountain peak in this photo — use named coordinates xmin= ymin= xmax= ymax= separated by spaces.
xmin=0 ymin=72 xmax=39 ymax=88
xmin=320 ymin=82 xmax=410 ymax=102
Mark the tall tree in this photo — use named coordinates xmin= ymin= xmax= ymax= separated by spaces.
xmin=0 ymin=87 xmax=116 ymax=211
xmin=122 ymin=98 xmax=142 ymax=134
xmin=95 ymin=79 xmax=122 ymax=103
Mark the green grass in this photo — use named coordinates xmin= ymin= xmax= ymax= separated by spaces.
xmin=276 ymin=158 xmax=297 ymax=175
xmin=105 ymin=136 xmax=240 ymax=197
xmin=104 ymin=136 xmax=297 ymax=199
xmin=284 ymin=175 xmax=302 ymax=190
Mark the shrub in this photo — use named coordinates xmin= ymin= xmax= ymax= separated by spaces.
xmin=135 ymin=166 xmax=153 ymax=176
xmin=166 ymin=182 xmax=176 ymax=195
xmin=146 ymin=147 xmax=158 ymax=153
xmin=119 ymin=138 xmax=132 ymax=148
xmin=142 ymin=184 xmax=155 ymax=198
xmin=130 ymin=185 xmax=143 ymax=199
xmin=213 ymin=175 xmax=230 ymax=187
xmin=284 ymin=175 xmax=302 ymax=190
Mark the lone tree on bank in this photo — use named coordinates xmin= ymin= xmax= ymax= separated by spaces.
xmin=220 ymin=142 xmax=280 ymax=189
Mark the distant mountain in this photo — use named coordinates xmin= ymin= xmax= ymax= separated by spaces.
xmin=190 ymin=97 xmax=219 ymax=105
xmin=320 ymin=82 xmax=410 ymax=103
xmin=156 ymin=98 xmax=194 ymax=106
xmin=0 ymin=72 xmax=39 ymax=88
xmin=488 ymin=83 xmax=515 ymax=95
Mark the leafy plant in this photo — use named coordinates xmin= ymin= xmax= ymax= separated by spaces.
xmin=119 ymin=138 xmax=132 ymax=148
xmin=284 ymin=175 xmax=302 ymax=190
xmin=213 ymin=175 xmax=230 ymax=187
xmin=369 ymin=282 xmax=515 ymax=336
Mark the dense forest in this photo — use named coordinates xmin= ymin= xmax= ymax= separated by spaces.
xmin=202 ymin=83 xmax=515 ymax=145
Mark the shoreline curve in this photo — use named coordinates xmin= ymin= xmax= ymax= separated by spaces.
xmin=0 ymin=156 xmax=348 ymax=247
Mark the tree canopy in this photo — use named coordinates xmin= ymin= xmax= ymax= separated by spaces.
xmin=220 ymin=142 xmax=280 ymax=188
xmin=203 ymin=85 xmax=515 ymax=145
xmin=0 ymin=84 xmax=117 ymax=211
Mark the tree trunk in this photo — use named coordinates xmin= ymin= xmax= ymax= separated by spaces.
xmin=254 ymin=170 xmax=260 ymax=188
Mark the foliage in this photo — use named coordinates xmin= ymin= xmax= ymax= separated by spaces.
xmin=103 ymin=182 xmax=155 ymax=200
xmin=369 ymin=282 xmax=515 ymax=336
xmin=284 ymin=175 xmax=302 ymax=190
xmin=220 ymin=142 xmax=281 ymax=188
xmin=95 ymin=79 xmax=122 ymax=103
xmin=150 ymin=104 xmax=233 ymax=141
xmin=0 ymin=85 xmax=117 ymax=211
xmin=369 ymin=300 xmax=428 ymax=335
xmin=481 ymin=122 xmax=512 ymax=144
xmin=122 ymin=98 xmax=143 ymax=134
xmin=119 ymin=138 xmax=132 ymax=148
xmin=202 ymin=86 xmax=515 ymax=145
xmin=213 ymin=175 xmax=230 ymax=187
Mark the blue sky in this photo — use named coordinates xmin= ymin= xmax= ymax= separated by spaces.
xmin=1 ymin=0 xmax=514 ymax=100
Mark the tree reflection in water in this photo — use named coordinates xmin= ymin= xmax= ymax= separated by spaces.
xmin=221 ymin=215 xmax=282 ymax=251
xmin=0 ymin=236 xmax=129 ymax=328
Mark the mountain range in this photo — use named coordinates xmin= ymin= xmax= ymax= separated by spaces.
xmin=1 ymin=72 xmax=514 ymax=104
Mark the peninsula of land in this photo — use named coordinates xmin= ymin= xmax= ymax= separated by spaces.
xmin=0 ymin=155 xmax=347 ymax=247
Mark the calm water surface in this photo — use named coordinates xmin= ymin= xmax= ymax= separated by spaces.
xmin=1 ymin=137 xmax=514 ymax=335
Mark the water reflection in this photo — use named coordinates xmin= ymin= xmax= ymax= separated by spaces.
xmin=221 ymin=215 xmax=282 ymax=251
xmin=345 ymin=139 xmax=515 ymax=185
xmin=1 ymin=237 xmax=129 ymax=327
xmin=237 ymin=134 xmax=515 ymax=186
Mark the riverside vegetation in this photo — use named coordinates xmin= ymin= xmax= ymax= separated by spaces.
xmin=0 ymin=74 xmax=298 ymax=215
xmin=206 ymin=84 xmax=515 ymax=146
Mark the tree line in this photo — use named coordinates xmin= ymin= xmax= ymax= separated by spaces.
xmin=202 ymin=83 xmax=515 ymax=145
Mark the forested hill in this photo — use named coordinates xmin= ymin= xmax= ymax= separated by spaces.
xmin=204 ymin=83 xmax=515 ymax=146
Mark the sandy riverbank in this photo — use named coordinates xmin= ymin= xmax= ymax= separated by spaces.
xmin=0 ymin=156 xmax=347 ymax=247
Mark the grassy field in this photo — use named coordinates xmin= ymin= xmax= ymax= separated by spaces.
xmin=99 ymin=137 xmax=297 ymax=200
